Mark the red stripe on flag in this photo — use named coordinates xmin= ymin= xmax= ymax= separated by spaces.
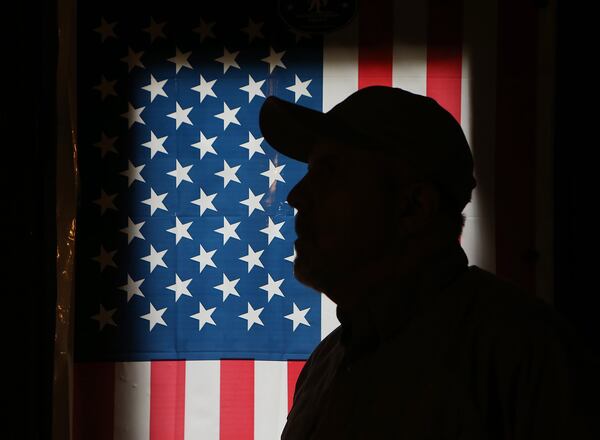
xmin=150 ymin=361 xmax=186 ymax=440
xmin=287 ymin=361 xmax=306 ymax=412
xmin=74 ymin=362 xmax=114 ymax=440
xmin=220 ymin=360 xmax=254 ymax=440
xmin=426 ymin=0 xmax=463 ymax=122
xmin=358 ymin=0 xmax=394 ymax=88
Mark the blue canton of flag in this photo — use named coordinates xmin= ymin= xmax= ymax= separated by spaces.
xmin=75 ymin=2 xmax=324 ymax=362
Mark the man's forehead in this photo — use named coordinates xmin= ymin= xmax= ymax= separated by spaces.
xmin=308 ymin=140 xmax=386 ymax=165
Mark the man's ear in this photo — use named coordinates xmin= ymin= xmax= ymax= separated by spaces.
xmin=411 ymin=182 xmax=441 ymax=218
xmin=396 ymin=182 xmax=440 ymax=217
xmin=395 ymin=182 xmax=441 ymax=233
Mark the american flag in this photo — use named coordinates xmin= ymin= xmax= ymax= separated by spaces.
xmin=74 ymin=0 xmax=496 ymax=438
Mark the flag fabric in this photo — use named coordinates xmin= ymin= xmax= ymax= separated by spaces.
xmin=74 ymin=1 xmax=497 ymax=438
xmin=75 ymin=2 xmax=325 ymax=364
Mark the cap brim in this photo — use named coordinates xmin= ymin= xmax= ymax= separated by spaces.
xmin=259 ymin=96 xmax=331 ymax=163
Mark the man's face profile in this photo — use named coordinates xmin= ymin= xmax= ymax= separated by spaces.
xmin=286 ymin=139 xmax=403 ymax=298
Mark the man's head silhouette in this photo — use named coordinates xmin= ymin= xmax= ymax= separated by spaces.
xmin=259 ymin=86 xmax=476 ymax=307
xmin=262 ymin=87 xmax=593 ymax=440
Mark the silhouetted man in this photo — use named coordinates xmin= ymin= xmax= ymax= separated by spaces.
xmin=259 ymin=86 xmax=595 ymax=439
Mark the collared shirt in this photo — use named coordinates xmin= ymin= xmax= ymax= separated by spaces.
xmin=281 ymin=245 xmax=595 ymax=439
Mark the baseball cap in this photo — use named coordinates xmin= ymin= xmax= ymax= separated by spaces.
xmin=258 ymin=86 xmax=477 ymax=212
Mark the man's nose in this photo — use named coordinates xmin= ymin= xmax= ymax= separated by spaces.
xmin=287 ymin=173 xmax=309 ymax=210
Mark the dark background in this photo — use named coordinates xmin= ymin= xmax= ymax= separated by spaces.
xmin=1 ymin=0 xmax=596 ymax=438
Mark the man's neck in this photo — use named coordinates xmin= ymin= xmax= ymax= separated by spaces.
xmin=324 ymin=231 xmax=461 ymax=311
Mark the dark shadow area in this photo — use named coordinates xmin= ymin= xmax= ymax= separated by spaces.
xmin=2 ymin=0 xmax=58 ymax=438
xmin=553 ymin=2 xmax=599 ymax=355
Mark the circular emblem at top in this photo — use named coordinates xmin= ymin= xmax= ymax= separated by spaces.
xmin=278 ymin=0 xmax=357 ymax=34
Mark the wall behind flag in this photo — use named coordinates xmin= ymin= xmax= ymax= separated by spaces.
xmin=3 ymin=0 xmax=59 ymax=439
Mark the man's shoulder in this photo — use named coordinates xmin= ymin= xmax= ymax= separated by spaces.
xmin=292 ymin=325 xmax=344 ymax=392
xmin=460 ymin=265 xmax=573 ymax=344
xmin=455 ymin=268 xmax=598 ymax=439
xmin=311 ymin=324 xmax=343 ymax=358
xmin=463 ymin=265 xmax=558 ymax=316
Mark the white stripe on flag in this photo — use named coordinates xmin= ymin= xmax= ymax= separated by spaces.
xmin=254 ymin=361 xmax=288 ymax=440
xmin=114 ymin=362 xmax=151 ymax=440
xmin=392 ymin=1 xmax=428 ymax=94
xmin=184 ymin=360 xmax=220 ymax=440
xmin=323 ymin=10 xmax=359 ymax=112
xmin=321 ymin=294 xmax=340 ymax=341
xmin=460 ymin=0 xmax=498 ymax=273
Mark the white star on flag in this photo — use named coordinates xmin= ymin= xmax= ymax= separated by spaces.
xmin=94 ymin=189 xmax=118 ymax=215
xmin=120 ymin=218 xmax=145 ymax=244
xmin=141 ymin=303 xmax=167 ymax=332
xmin=121 ymin=103 xmax=145 ymax=128
xmin=239 ymin=244 xmax=264 ymax=273
xmin=166 ymin=159 xmax=193 ymax=187
xmin=94 ymin=132 xmax=118 ymax=157
xmin=166 ymin=217 xmax=193 ymax=244
xmin=214 ymin=102 xmax=241 ymax=129
xmin=285 ymin=303 xmax=311 ymax=331
xmin=167 ymin=102 xmax=194 ymax=129
xmin=239 ymin=74 xmax=266 ymax=103
xmin=168 ymin=47 xmax=193 ymax=73
xmin=239 ymin=303 xmax=264 ymax=330
xmin=142 ymin=74 xmax=168 ymax=102
xmin=214 ymin=273 xmax=241 ymax=301
xmin=121 ymin=46 xmax=145 ymax=72
xmin=215 ymin=160 xmax=241 ymax=187
xmin=92 ymin=305 xmax=117 ymax=331
xmin=193 ymin=17 xmax=216 ymax=42
xmin=262 ymin=47 xmax=286 ymax=73
xmin=239 ymin=188 xmax=265 ymax=216
xmin=191 ymin=188 xmax=218 ymax=215
xmin=260 ymin=274 xmax=285 ymax=302
xmin=93 ymin=76 xmax=117 ymax=100
xmin=93 ymin=245 xmax=117 ymax=272
xmin=191 ymin=303 xmax=217 ymax=330
xmin=120 ymin=160 xmax=145 ymax=187
xmin=260 ymin=216 xmax=285 ymax=244
xmin=143 ymin=17 xmax=167 ymax=42
xmin=191 ymin=245 xmax=217 ymax=273
xmin=240 ymin=131 xmax=265 ymax=159
xmin=142 ymin=131 xmax=168 ymax=158
xmin=141 ymin=245 xmax=168 ymax=273
xmin=166 ymin=274 xmax=193 ymax=301
xmin=214 ymin=217 xmax=241 ymax=244
xmin=285 ymin=248 xmax=297 ymax=263
xmin=215 ymin=47 xmax=240 ymax=73
xmin=286 ymin=74 xmax=313 ymax=102
xmin=191 ymin=74 xmax=217 ymax=102
xmin=261 ymin=159 xmax=286 ymax=188
xmin=191 ymin=131 xmax=218 ymax=159
xmin=94 ymin=18 xmax=117 ymax=42
xmin=118 ymin=274 xmax=145 ymax=302
xmin=241 ymin=18 xmax=264 ymax=43
xmin=141 ymin=188 xmax=168 ymax=215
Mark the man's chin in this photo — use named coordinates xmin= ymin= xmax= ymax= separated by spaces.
xmin=292 ymin=258 xmax=316 ymax=289
xmin=293 ymin=255 xmax=332 ymax=294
